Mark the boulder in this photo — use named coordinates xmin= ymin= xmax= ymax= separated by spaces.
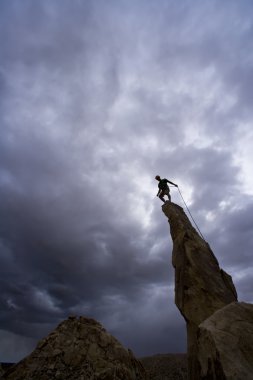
xmin=197 ymin=302 xmax=253 ymax=380
xmin=2 ymin=316 xmax=148 ymax=380
xmin=162 ymin=202 xmax=237 ymax=378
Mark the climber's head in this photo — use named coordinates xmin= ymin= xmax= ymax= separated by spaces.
xmin=155 ymin=175 xmax=160 ymax=181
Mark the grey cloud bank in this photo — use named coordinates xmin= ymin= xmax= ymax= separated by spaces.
xmin=1 ymin=0 xmax=253 ymax=362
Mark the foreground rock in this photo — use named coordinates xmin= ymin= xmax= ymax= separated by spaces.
xmin=197 ymin=302 xmax=253 ymax=380
xmin=162 ymin=202 xmax=237 ymax=379
xmin=2 ymin=316 xmax=147 ymax=380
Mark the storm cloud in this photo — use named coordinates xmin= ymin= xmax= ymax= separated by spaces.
xmin=1 ymin=0 xmax=253 ymax=362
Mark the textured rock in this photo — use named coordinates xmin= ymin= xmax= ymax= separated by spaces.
xmin=197 ymin=302 xmax=253 ymax=380
xmin=2 ymin=316 xmax=147 ymax=380
xmin=162 ymin=202 xmax=237 ymax=379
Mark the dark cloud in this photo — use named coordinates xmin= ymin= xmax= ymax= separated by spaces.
xmin=1 ymin=0 xmax=253 ymax=362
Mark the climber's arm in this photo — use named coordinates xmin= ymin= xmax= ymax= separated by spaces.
xmin=166 ymin=179 xmax=178 ymax=187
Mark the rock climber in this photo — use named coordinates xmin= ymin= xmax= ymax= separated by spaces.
xmin=155 ymin=175 xmax=178 ymax=203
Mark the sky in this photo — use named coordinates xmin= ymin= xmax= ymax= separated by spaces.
xmin=1 ymin=0 xmax=253 ymax=363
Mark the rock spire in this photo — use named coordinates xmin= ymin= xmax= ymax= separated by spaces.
xmin=162 ymin=201 xmax=237 ymax=379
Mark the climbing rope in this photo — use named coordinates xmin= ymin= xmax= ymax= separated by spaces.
xmin=170 ymin=185 xmax=206 ymax=241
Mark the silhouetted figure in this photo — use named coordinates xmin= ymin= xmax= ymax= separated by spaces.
xmin=155 ymin=175 xmax=178 ymax=203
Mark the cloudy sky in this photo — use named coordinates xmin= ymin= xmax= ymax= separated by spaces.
xmin=1 ymin=0 xmax=253 ymax=363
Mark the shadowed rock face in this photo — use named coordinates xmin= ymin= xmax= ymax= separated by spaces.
xmin=162 ymin=202 xmax=237 ymax=379
xmin=197 ymin=302 xmax=253 ymax=380
xmin=2 ymin=316 xmax=148 ymax=380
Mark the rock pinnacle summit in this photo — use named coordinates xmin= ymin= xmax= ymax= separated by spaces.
xmin=163 ymin=202 xmax=253 ymax=379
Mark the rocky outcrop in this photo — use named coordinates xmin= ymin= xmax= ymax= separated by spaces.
xmin=162 ymin=202 xmax=237 ymax=379
xmin=197 ymin=302 xmax=253 ymax=380
xmin=2 ymin=316 xmax=147 ymax=380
